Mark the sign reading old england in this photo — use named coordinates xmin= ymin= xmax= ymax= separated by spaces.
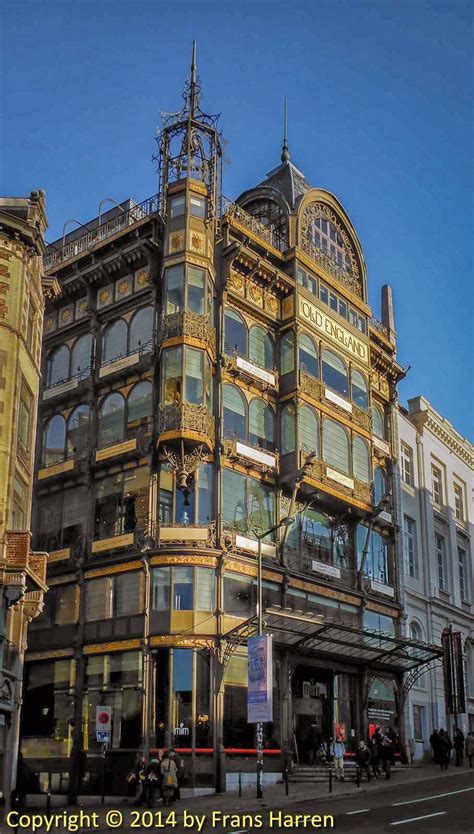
xmin=298 ymin=297 xmax=369 ymax=365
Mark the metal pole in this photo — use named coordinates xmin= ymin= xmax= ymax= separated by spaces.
xmin=256 ymin=534 xmax=263 ymax=799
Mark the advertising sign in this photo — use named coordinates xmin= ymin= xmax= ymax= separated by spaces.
xmin=96 ymin=705 xmax=112 ymax=735
xmin=247 ymin=635 xmax=273 ymax=723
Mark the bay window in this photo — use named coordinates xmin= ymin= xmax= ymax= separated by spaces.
xmin=165 ymin=265 xmax=210 ymax=316
xmin=222 ymin=468 xmax=274 ymax=535
xmin=357 ymin=524 xmax=390 ymax=583
xmin=162 ymin=346 xmax=211 ymax=408
xmin=94 ymin=465 xmax=149 ymax=539
xmin=151 ymin=565 xmax=215 ymax=613
xmin=158 ymin=462 xmax=213 ymax=526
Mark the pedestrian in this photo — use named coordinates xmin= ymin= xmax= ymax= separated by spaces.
xmin=356 ymin=740 xmax=371 ymax=781
xmin=168 ymin=748 xmax=183 ymax=801
xmin=160 ymin=752 xmax=178 ymax=806
xmin=454 ymin=729 xmax=465 ymax=767
xmin=379 ymin=729 xmax=393 ymax=779
xmin=429 ymin=729 xmax=440 ymax=765
xmin=369 ymin=735 xmax=380 ymax=778
xmin=438 ymin=729 xmax=450 ymax=770
xmin=127 ymin=753 xmax=146 ymax=806
xmin=145 ymin=757 xmax=162 ymax=807
xmin=318 ymin=739 xmax=328 ymax=765
xmin=465 ymin=732 xmax=474 ymax=768
xmin=333 ymin=735 xmax=346 ymax=782
xmin=309 ymin=723 xmax=319 ymax=766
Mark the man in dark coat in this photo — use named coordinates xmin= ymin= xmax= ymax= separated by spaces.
xmin=429 ymin=729 xmax=440 ymax=764
xmin=356 ymin=740 xmax=372 ymax=781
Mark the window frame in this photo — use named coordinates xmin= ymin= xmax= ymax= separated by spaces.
xmin=400 ymin=442 xmax=414 ymax=486
xmin=404 ymin=515 xmax=418 ymax=579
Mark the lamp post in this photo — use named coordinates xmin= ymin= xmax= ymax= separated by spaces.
xmin=253 ymin=515 xmax=295 ymax=799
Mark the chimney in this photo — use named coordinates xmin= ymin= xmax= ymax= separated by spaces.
xmin=381 ymin=284 xmax=396 ymax=347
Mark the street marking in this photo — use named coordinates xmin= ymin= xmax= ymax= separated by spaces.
xmin=346 ymin=809 xmax=370 ymax=815
xmin=393 ymin=786 xmax=474 ymax=806
xmin=391 ymin=812 xmax=446 ymax=826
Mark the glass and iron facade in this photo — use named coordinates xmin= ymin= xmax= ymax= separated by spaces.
xmin=22 ymin=56 xmax=433 ymax=794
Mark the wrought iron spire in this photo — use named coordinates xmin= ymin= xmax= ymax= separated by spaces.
xmin=189 ymin=40 xmax=198 ymax=118
xmin=281 ymin=97 xmax=290 ymax=163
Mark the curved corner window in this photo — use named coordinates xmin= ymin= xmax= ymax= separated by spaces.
xmin=187 ymin=266 xmax=206 ymax=315
xmin=46 ymin=345 xmax=70 ymax=387
xmin=224 ymin=309 xmax=247 ymax=357
xmin=102 ymin=319 xmax=127 ymax=364
xmin=71 ymin=334 xmax=93 ymax=378
xmin=323 ymin=419 xmax=350 ymax=474
xmin=162 ymin=346 xmax=211 ymax=408
xmin=351 ymin=369 xmax=368 ymax=410
xmin=280 ymin=331 xmax=295 ymax=375
xmin=353 ymin=436 xmax=370 ymax=483
xmin=67 ymin=404 xmax=90 ymax=455
xmin=43 ymin=414 xmax=66 ymax=465
xmin=249 ymin=326 xmax=273 ymax=370
xmin=165 ymin=265 xmax=185 ymax=315
xmin=163 ymin=346 xmax=182 ymax=405
xmin=371 ymin=404 xmax=385 ymax=439
xmin=98 ymin=393 xmax=125 ymax=447
xmin=130 ymin=306 xmax=154 ymax=352
xmin=300 ymin=405 xmax=319 ymax=456
xmin=281 ymin=403 xmax=296 ymax=455
xmin=223 ymin=384 xmax=246 ymax=441
xmin=249 ymin=399 xmax=275 ymax=452
xmin=322 ymin=349 xmax=348 ymax=398
xmin=299 ymin=333 xmax=318 ymax=378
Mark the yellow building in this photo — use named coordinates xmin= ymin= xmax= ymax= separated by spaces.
xmin=0 ymin=192 xmax=58 ymax=803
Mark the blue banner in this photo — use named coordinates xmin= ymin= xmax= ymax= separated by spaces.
xmin=247 ymin=634 xmax=273 ymax=723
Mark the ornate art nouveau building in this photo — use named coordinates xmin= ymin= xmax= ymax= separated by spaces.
xmin=0 ymin=192 xmax=56 ymax=802
xmin=22 ymin=54 xmax=441 ymax=794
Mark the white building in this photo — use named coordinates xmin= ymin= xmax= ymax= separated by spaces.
xmin=397 ymin=396 xmax=474 ymax=761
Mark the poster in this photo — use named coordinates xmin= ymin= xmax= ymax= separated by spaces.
xmin=247 ymin=635 xmax=273 ymax=723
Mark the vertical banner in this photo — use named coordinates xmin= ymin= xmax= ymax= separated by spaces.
xmin=453 ymin=631 xmax=466 ymax=715
xmin=247 ymin=635 xmax=273 ymax=723
xmin=442 ymin=628 xmax=466 ymax=715
xmin=441 ymin=629 xmax=454 ymax=714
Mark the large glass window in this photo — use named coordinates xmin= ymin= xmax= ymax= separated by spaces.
xmin=249 ymin=398 xmax=275 ymax=452
xmin=352 ymin=436 xmax=370 ymax=482
xmin=187 ymin=266 xmax=206 ymax=314
xmin=127 ymin=381 xmax=153 ymax=433
xmin=222 ymin=468 xmax=274 ymax=535
xmin=162 ymin=346 xmax=211 ymax=408
xmin=299 ymin=333 xmax=318 ymax=378
xmin=130 ymin=306 xmax=154 ymax=352
xmin=83 ymin=653 xmax=142 ymax=750
xmin=404 ymin=516 xmax=418 ymax=579
xmin=280 ymin=331 xmax=295 ymax=375
xmin=158 ymin=463 xmax=213 ymax=526
xmin=224 ymin=309 xmax=247 ymax=356
xmin=66 ymin=404 xmax=89 ymax=456
xmin=309 ymin=216 xmax=351 ymax=271
xmin=322 ymin=349 xmax=348 ymax=398
xmin=224 ymin=572 xmax=253 ymax=618
xmin=249 ymin=326 xmax=273 ymax=370
xmin=35 ymin=486 xmax=86 ymax=551
xmin=163 ymin=346 xmax=182 ymax=404
xmin=46 ymin=345 xmax=70 ymax=387
xmin=323 ymin=419 xmax=350 ymax=474
xmin=281 ymin=403 xmax=296 ymax=455
xmin=43 ymin=414 xmax=66 ymax=465
xmin=223 ymin=384 xmax=246 ymax=440
xmin=22 ymin=659 xmax=75 ymax=741
xmin=173 ymin=566 xmax=194 ymax=610
xmin=95 ymin=466 xmax=149 ymax=539
xmin=165 ymin=265 xmax=208 ymax=316
xmin=71 ymin=334 xmax=93 ymax=377
xmin=351 ymin=369 xmax=368 ymax=410
xmin=151 ymin=566 xmax=215 ymax=612
xmin=374 ymin=465 xmax=386 ymax=505
xmin=371 ymin=404 xmax=385 ymax=439
xmin=357 ymin=525 xmax=389 ymax=583
xmin=300 ymin=405 xmax=319 ymax=455
xmin=17 ymin=382 xmax=32 ymax=452
xmin=11 ymin=474 xmax=26 ymax=531
xmin=186 ymin=347 xmax=205 ymax=404
xmin=98 ymin=393 xmax=125 ymax=447
xmin=102 ymin=319 xmax=127 ymax=363
xmin=165 ymin=265 xmax=185 ymax=314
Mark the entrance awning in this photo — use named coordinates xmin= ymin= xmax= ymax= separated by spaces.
xmin=223 ymin=608 xmax=443 ymax=674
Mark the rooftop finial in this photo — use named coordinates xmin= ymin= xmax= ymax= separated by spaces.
xmin=190 ymin=40 xmax=198 ymax=117
xmin=281 ymin=97 xmax=290 ymax=163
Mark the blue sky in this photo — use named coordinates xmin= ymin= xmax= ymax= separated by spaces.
xmin=2 ymin=0 xmax=473 ymax=439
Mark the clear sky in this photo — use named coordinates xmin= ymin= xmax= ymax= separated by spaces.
xmin=1 ymin=0 xmax=473 ymax=439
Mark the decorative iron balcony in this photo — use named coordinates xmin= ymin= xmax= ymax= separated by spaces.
xmin=286 ymin=546 xmax=359 ymax=592
xmin=301 ymin=239 xmax=361 ymax=297
xmin=159 ymin=311 xmax=216 ymax=353
xmin=158 ymin=402 xmax=215 ymax=441
xmin=44 ymin=195 xmax=160 ymax=272
xmin=221 ymin=197 xmax=280 ymax=251
xmin=370 ymin=316 xmax=390 ymax=339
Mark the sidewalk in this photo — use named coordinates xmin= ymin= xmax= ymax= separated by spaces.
xmin=2 ymin=763 xmax=472 ymax=831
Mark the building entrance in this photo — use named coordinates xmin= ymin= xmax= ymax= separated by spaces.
xmin=292 ymin=665 xmax=333 ymax=764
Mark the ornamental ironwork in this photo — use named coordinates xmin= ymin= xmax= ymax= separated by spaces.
xmin=299 ymin=371 xmax=324 ymax=403
xmin=300 ymin=203 xmax=362 ymax=297
xmin=370 ymin=316 xmax=389 ymax=338
xmin=159 ymin=311 xmax=216 ymax=353
xmin=221 ymin=198 xmax=279 ymax=250
xmin=158 ymin=402 xmax=215 ymax=441
xmin=352 ymin=404 xmax=371 ymax=432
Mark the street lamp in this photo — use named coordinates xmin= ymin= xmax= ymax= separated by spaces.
xmin=253 ymin=515 xmax=295 ymax=799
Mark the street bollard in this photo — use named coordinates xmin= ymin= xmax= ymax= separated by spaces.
xmin=238 ymin=772 xmax=242 ymax=798
xmin=329 ymin=768 xmax=332 ymax=794
xmin=356 ymin=765 xmax=360 ymax=788
xmin=284 ymin=768 xmax=289 ymax=796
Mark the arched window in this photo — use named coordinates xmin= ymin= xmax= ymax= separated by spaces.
xmin=98 ymin=393 xmax=125 ymax=447
xmin=46 ymin=345 xmax=70 ymax=387
xmin=66 ymin=404 xmax=89 ymax=455
xmin=43 ymin=414 xmax=66 ymax=465
xmin=130 ymin=306 xmax=154 ymax=353
xmin=299 ymin=333 xmax=318 ymax=378
xmin=249 ymin=326 xmax=273 ymax=370
xmin=249 ymin=399 xmax=275 ymax=452
xmin=281 ymin=403 xmax=296 ymax=455
xmin=223 ymin=384 xmax=246 ymax=441
xmin=410 ymin=621 xmax=423 ymax=642
xmin=351 ymin=369 xmax=368 ymax=410
xmin=323 ymin=419 xmax=350 ymax=474
xmin=224 ymin=309 xmax=247 ymax=357
xmin=371 ymin=404 xmax=385 ymax=439
xmin=353 ymin=436 xmax=370 ymax=482
xmin=71 ymin=334 xmax=93 ymax=378
xmin=374 ymin=465 xmax=387 ymax=505
xmin=306 ymin=213 xmax=351 ymax=272
xmin=300 ymin=405 xmax=319 ymax=456
xmin=322 ymin=350 xmax=348 ymax=398
xmin=102 ymin=319 xmax=127 ymax=364
xmin=280 ymin=331 xmax=295 ymax=375
xmin=127 ymin=381 xmax=153 ymax=429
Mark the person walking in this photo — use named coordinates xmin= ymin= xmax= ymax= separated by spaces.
xmin=333 ymin=735 xmax=346 ymax=782
xmin=465 ymin=732 xmax=474 ymax=768
xmin=127 ymin=753 xmax=146 ymax=806
xmin=160 ymin=752 xmax=178 ymax=806
xmin=429 ymin=729 xmax=440 ymax=765
xmin=145 ymin=757 xmax=162 ymax=807
xmin=369 ymin=735 xmax=380 ymax=778
xmin=379 ymin=729 xmax=393 ymax=779
xmin=454 ymin=728 xmax=465 ymax=767
xmin=438 ymin=729 xmax=451 ymax=770
xmin=356 ymin=740 xmax=372 ymax=782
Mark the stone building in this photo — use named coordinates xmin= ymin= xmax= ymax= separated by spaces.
xmin=398 ymin=397 xmax=473 ymax=761
xmin=0 ymin=192 xmax=57 ymax=802
xmin=22 ymin=52 xmax=441 ymax=795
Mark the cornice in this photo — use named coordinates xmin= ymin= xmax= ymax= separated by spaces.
xmin=424 ymin=414 xmax=473 ymax=467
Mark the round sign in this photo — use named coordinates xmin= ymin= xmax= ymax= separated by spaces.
xmin=98 ymin=712 xmax=110 ymax=725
